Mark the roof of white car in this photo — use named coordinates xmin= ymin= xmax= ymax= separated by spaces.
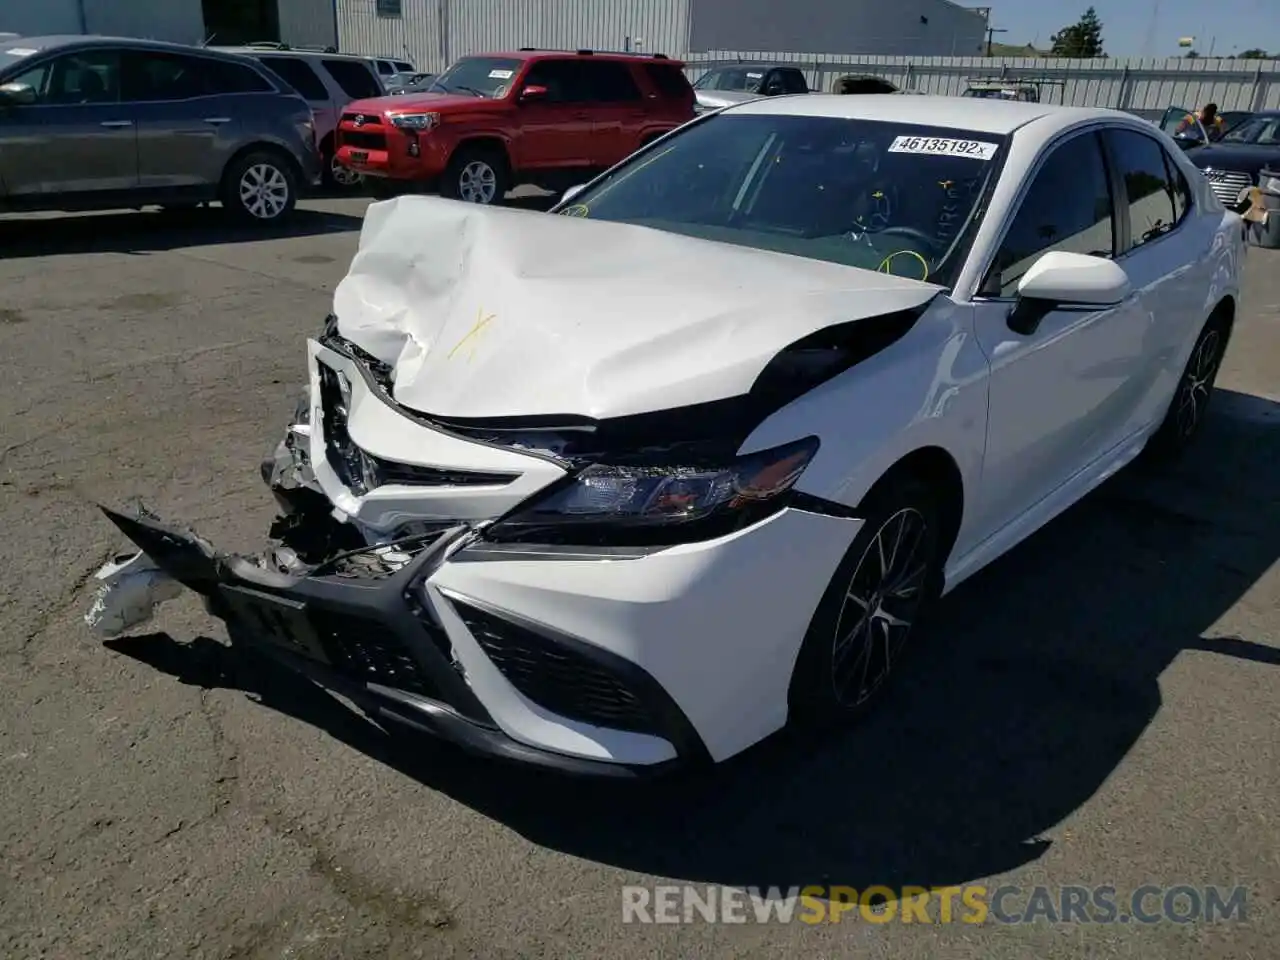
xmin=724 ymin=94 xmax=1118 ymax=135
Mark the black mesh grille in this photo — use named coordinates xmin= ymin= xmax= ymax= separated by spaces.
xmin=341 ymin=130 xmax=387 ymax=150
xmin=313 ymin=611 xmax=434 ymax=696
xmin=452 ymin=601 xmax=658 ymax=735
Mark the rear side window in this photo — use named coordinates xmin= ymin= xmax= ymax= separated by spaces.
xmin=375 ymin=60 xmax=394 ymax=75
xmin=258 ymin=55 xmax=328 ymax=101
xmin=1105 ymin=129 xmax=1178 ymax=249
xmin=1164 ymin=152 xmax=1192 ymax=223
xmin=644 ymin=63 xmax=692 ymax=99
xmin=203 ymin=58 xmax=274 ymax=94
xmin=990 ymin=132 xmax=1115 ymax=296
xmin=580 ymin=61 xmax=642 ymax=102
xmin=394 ymin=61 xmax=414 ymax=73
xmin=122 ymin=51 xmax=206 ymax=101
xmin=322 ymin=58 xmax=383 ymax=99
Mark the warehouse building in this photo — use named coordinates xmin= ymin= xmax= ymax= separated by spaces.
xmin=5 ymin=0 xmax=989 ymax=72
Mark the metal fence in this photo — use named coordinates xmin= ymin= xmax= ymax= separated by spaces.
xmin=684 ymin=52 xmax=1280 ymax=120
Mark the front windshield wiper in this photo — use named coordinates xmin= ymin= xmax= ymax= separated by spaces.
xmin=452 ymin=85 xmax=486 ymax=98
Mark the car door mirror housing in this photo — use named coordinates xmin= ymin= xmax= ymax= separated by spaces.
xmin=1007 ymin=251 xmax=1131 ymax=335
xmin=519 ymin=84 xmax=548 ymax=103
xmin=0 ymin=82 xmax=36 ymax=107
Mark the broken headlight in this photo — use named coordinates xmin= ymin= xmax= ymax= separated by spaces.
xmin=484 ymin=436 xmax=819 ymax=546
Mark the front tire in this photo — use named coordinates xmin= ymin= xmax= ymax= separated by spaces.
xmin=221 ymin=150 xmax=297 ymax=224
xmin=441 ymin=145 xmax=509 ymax=205
xmin=787 ymin=477 xmax=945 ymax=730
xmin=323 ymin=146 xmax=363 ymax=191
xmin=1142 ymin=313 xmax=1229 ymax=463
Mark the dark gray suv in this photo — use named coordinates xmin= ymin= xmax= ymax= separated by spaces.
xmin=0 ymin=36 xmax=322 ymax=224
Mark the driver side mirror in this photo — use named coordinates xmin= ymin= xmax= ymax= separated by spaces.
xmin=1007 ymin=250 xmax=1131 ymax=336
xmin=0 ymin=82 xmax=36 ymax=107
xmin=518 ymin=84 xmax=548 ymax=103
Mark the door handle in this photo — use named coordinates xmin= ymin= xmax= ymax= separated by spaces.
xmin=203 ymin=117 xmax=231 ymax=125
xmin=99 ymin=120 xmax=133 ymax=128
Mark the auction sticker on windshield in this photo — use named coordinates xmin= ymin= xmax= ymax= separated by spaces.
xmin=489 ymin=69 xmax=514 ymax=79
xmin=889 ymin=136 xmax=998 ymax=160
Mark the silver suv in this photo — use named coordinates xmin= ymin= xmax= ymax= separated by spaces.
xmin=0 ymin=36 xmax=321 ymax=223
xmin=215 ymin=44 xmax=386 ymax=189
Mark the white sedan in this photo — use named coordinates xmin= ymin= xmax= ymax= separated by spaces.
xmin=87 ymin=95 xmax=1247 ymax=776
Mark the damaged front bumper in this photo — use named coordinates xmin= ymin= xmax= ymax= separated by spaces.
xmin=86 ymin=504 xmax=697 ymax=778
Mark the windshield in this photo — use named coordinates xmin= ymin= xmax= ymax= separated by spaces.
xmin=694 ymin=67 xmax=767 ymax=93
xmin=1221 ymin=116 xmax=1280 ymax=145
xmin=429 ymin=56 xmax=522 ymax=98
xmin=0 ymin=45 xmax=43 ymax=75
xmin=560 ymin=114 xmax=1007 ymax=286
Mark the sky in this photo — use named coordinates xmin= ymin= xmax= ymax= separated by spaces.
xmin=988 ymin=0 xmax=1279 ymax=58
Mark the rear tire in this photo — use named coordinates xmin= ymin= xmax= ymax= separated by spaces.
xmin=441 ymin=144 xmax=509 ymax=205
xmin=1141 ymin=312 xmax=1229 ymax=464
xmin=787 ymin=476 xmax=946 ymax=731
xmin=221 ymin=150 xmax=297 ymax=224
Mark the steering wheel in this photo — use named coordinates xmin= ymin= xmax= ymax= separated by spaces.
xmin=872 ymin=225 xmax=941 ymax=249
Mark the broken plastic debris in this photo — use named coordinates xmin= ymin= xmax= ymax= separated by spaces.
xmin=84 ymin=551 xmax=184 ymax=639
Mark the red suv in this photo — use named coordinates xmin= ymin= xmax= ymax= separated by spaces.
xmin=334 ymin=48 xmax=695 ymax=204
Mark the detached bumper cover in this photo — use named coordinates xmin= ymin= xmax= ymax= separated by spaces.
xmin=89 ymin=505 xmax=707 ymax=777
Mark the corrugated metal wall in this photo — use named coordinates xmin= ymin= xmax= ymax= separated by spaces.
xmin=335 ymin=0 xmax=688 ymax=70
xmin=688 ymin=0 xmax=986 ymax=57
xmin=337 ymin=0 xmax=445 ymax=69
xmin=446 ymin=0 xmax=689 ymax=61
xmin=278 ymin=0 xmax=339 ymax=49
xmin=83 ymin=0 xmax=205 ymax=44
xmin=684 ymin=53 xmax=1280 ymax=117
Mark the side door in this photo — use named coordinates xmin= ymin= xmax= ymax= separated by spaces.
xmin=1101 ymin=127 xmax=1209 ymax=431
xmin=0 ymin=48 xmax=135 ymax=197
xmin=969 ymin=128 xmax=1148 ymax=537
xmin=575 ymin=60 xmax=647 ymax=166
xmin=510 ymin=59 xmax=593 ymax=169
xmin=125 ymin=50 xmax=257 ymax=190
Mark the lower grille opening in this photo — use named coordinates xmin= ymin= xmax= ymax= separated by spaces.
xmin=341 ymin=131 xmax=387 ymax=150
xmin=313 ymin=611 xmax=434 ymax=697
xmin=450 ymin=600 xmax=660 ymax=736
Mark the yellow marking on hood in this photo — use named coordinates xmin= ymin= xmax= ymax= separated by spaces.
xmin=448 ymin=308 xmax=497 ymax=361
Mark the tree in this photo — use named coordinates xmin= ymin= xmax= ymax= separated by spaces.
xmin=1239 ymin=49 xmax=1272 ymax=59
xmin=1049 ymin=7 xmax=1105 ymax=57
xmin=1185 ymin=49 xmax=1200 ymax=59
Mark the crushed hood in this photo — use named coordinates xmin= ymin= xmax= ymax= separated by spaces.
xmin=331 ymin=196 xmax=942 ymax=421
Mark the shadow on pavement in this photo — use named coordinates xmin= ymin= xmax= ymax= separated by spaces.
xmin=0 ymin=206 xmax=365 ymax=258
xmin=105 ymin=388 xmax=1280 ymax=894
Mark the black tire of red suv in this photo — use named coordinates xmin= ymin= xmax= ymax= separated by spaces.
xmin=220 ymin=149 xmax=298 ymax=224
xmin=441 ymin=144 xmax=510 ymax=205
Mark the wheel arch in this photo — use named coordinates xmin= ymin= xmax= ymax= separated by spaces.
xmin=448 ymin=135 xmax=512 ymax=172
xmin=220 ymin=140 xmax=304 ymax=193
xmin=860 ymin=446 xmax=966 ymax=565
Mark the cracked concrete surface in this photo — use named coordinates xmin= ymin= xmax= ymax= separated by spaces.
xmin=1 ymin=200 xmax=1278 ymax=959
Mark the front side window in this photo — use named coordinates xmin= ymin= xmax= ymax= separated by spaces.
xmin=428 ymin=56 xmax=523 ymax=98
xmin=521 ymin=60 xmax=586 ymax=102
xmin=563 ymin=114 xmax=1009 ymax=286
xmin=9 ymin=49 xmax=120 ymax=105
xmin=989 ymin=132 xmax=1114 ymax=296
xmin=778 ymin=69 xmax=808 ymax=94
xmin=1105 ymin=128 xmax=1177 ymax=249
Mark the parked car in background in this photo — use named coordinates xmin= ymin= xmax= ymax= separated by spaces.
xmin=1164 ymin=109 xmax=1280 ymax=207
xmin=391 ymin=72 xmax=436 ymax=95
xmin=215 ymin=43 xmax=385 ymax=190
xmin=369 ymin=56 xmax=418 ymax=93
xmin=0 ymin=36 xmax=320 ymax=223
xmin=335 ymin=48 xmax=695 ymax=204
xmin=91 ymin=95 xmax=1247 ymax=776
xmin=693 ymin=62 xmax=809 ymax=112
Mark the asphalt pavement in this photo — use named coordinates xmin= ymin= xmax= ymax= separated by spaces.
xmin=0 ymin=198 xmax=1277 ymax=960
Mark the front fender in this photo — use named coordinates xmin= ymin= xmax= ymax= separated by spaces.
xmin=742 ymin=298 xmax=989 ymax=523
